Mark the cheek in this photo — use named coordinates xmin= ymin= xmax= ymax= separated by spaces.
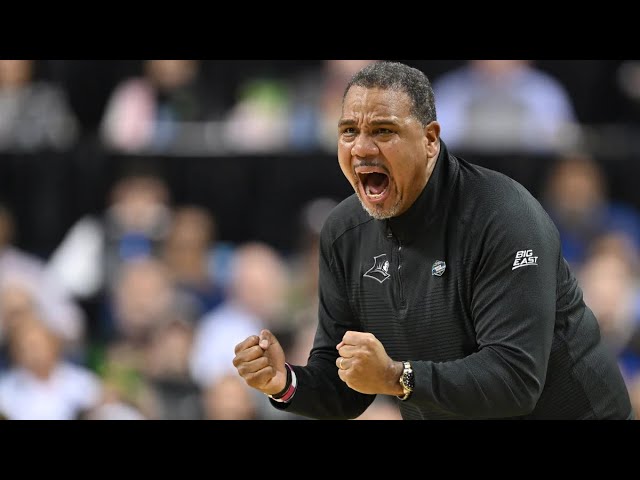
xmin=393 ymin=152 xmax=423 ymax=183
xmin=337 ymin=153 xmax=354 ymax=182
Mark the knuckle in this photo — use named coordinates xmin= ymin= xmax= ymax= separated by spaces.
xmin=257 ymin=356 xmax=269 ymax=369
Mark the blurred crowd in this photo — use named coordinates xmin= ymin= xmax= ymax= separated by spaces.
xmin=0 ymin=59 xmax=639 ymax=419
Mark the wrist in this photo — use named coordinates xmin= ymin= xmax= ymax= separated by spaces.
xmin=389 ymin=360 xmax=405 ymax=396
xmin=268 ymin=363 xmax=291 ymax=399
xmin=268 ymin=363 xmax=297 ymax=403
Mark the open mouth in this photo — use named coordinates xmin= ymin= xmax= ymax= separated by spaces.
xmin=356 ymin=168 xmax=390 ymax=204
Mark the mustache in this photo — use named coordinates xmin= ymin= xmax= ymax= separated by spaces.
xmin=353 ymin=161 xmax=390 ymax=176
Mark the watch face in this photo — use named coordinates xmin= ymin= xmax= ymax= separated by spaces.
xmin=402 ymin=364 xmax=414 ymax=390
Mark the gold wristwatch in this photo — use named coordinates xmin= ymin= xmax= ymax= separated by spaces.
xmin=397 ymin=361 xmax=414 ymax=401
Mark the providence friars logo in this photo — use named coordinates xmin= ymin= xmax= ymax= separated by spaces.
xmin=363 ymin=254 xmax=391 ymax=284
xmin=432 ymin=260 xmax=446 ymax=276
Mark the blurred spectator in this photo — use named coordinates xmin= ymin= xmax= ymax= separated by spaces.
xmin=578 ymin=233 xmax=640 ymax=381
xmin=46 ymin=169 xmax=172 ymax=300
xmin=190 ymin=242 xmax=289 ymax=387
xmin=100 ymin=60 xmax=221 ymax=153
xmin=91 ymin=257 xmax=202 ymax=418
xmin=43 ymin=60 xmax=135 ymax=136
xmin=289 ymin=60 xmax=377 ymax=152
xmin=616 ymin=60 xmax=640 ymax=122
xmin=223 ymin=77 xmax=291 ymax=153
xmin=143 ymin=317 xmax=203 ymax=420
xmin=79 ymin=367 xmax=150 ymax=420
xmin=580 ymin=238 xmax=637 ymax=351
xmin=92 ymin=357 xmax=157 ymax=419
xmin=202 ymin=373 xmax=260 ymax=420
xmin=161 ymin=205 xmax=225 ymax=316
xmin=0 ymin=317 xmax=101 ymax=419
xmin=81 ymin=400 xmax=146 ymax=420
xmin=0 ymin=203 xmax=85 ymax=353
xmin=109 ymin=257 xmax=178 ymax=344
xmin=627 ymin=375 xmax=640 ymax=420
xmin=0 ymin=60 xmax=78 ymax=152
xmin=290 ymin=198 xmax=338 ymax=301
xmin=433 ymin=60 xmax=580 ymax=154
xmin=286 ymin=197 xmax=338 ymax=335
xmin=542 ymin=153 xmax=640 ymax=267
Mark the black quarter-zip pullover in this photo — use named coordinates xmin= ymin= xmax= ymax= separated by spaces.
xmin=277 ymin=142 xmax=632 ymax=420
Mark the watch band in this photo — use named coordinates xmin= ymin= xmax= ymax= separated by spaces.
xmin=397 ymin=361 xmax=414 ymax=401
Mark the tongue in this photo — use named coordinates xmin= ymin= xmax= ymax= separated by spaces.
xmin=367 ymin=173 xmax=389 ymax=195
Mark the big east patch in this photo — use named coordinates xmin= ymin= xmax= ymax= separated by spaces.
xmin=512 ymin=249 xmax=538 ymax=270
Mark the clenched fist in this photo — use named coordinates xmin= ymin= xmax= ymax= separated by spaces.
xmin=336 ymin=331 xmax=404 ymax=396
xmin=233 ymin=329 xmax=287 ymax=396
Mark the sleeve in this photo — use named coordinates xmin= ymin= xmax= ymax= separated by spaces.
xmin=409 ymin=187 xmax=560 ymax=418
xmin=272 ymin=225 xmax=375 ymax=419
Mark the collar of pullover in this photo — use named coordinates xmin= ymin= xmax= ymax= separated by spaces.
xmin=381 ymin=140 xmax=454 ymax=244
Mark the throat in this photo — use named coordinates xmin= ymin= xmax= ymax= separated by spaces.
xmin=365 ymin=172 xmax=389 ymax=195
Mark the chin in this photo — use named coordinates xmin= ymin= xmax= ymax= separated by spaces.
xmin=357 ymin=194 xmax=401 ymax=220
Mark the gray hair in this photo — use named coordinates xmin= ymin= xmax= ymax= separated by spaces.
xmin=343 ymin=61 xmax=437 ymax=126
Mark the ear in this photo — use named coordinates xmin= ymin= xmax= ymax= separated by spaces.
xmin=424 ymin=121 xmax=441 ymax=157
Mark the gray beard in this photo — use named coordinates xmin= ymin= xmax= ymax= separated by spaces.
xmin=355 ymin=188 xmax=402 ymax=220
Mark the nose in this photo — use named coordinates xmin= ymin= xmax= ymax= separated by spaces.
xmin=351 ymin=133 xmax=379 ymax=159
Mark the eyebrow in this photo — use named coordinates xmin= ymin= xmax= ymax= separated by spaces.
xmin=338 ymin=118 xmax=400 ymax=128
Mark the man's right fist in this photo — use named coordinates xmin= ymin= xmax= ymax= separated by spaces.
xmin=233 ymin=329 xmax=287 ymax=396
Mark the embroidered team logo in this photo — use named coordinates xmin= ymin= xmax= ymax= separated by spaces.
xmin=512 ymin=249 xmax=538 ymax=270
xmin=363 ymin=254 xmax=391 ymax=284
xmin=432 ymin=260 xmax=446 ymax=276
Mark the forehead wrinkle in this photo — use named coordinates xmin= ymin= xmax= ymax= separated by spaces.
xmin=341 ymin=92 xmax=414 ymax=129
xmin=344 ymin=86 xmax=411 ymax=110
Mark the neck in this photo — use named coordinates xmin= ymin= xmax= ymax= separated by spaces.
xmin=402 ymin=142 xmax=440 ymax=216
xmin=384 ymin=139 xmax=449 ymax=243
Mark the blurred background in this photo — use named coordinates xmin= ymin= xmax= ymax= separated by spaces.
xmin=0 ymin=59 xmax=639 ymax=420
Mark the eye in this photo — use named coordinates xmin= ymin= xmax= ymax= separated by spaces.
xmin=376 ymin=128 xmax=394 ymax=135
xmin=341 ymin=127 xmax=357 ymax=137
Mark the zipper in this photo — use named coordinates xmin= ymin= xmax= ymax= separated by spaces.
xmin=387 ymin=225 xmax=406 ymax=309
